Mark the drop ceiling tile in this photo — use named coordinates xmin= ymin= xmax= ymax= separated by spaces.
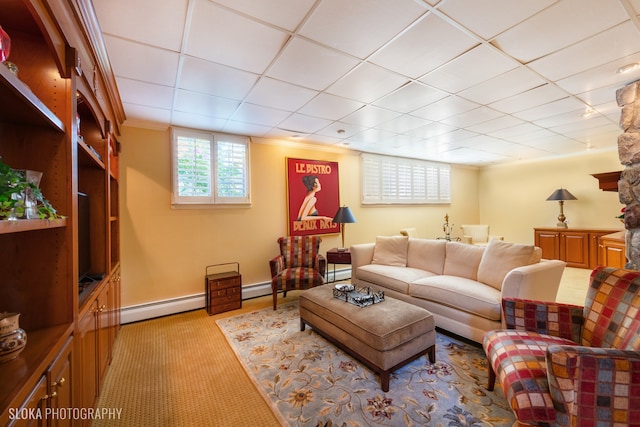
xmin=438 ymin=147 xmax=509 ymax=164
xmin=267 ymin=38 xmax=360 ymax=90
xmin=513 ymin=97 xmax=585 ymax=122
xmin=276 ymin=113 xmax=333 ymax=134
xmin=431 ymin=128 xmax=479 ymax=144
xmin=374 ymin=82 xmax=448 ymax=113
xmin=103 ymin=36 xmax=179 ymax=86
xmin=411 ymin=96 xmax=480 ymax=121
xmin=172 ymin=111 xmax=228 ymax=131
xmin=115 ymin=78 xmax=174 ymax=110
xmin=555 ymin=53 xmax=640 ymax=95
xmin=579 ymin=128 xmax=620 ymax=148
xmin=230 ymin=103 xmax=291 ymax=127
xmin=489 ymin=84 xmax=569 ymax=114
xmin=576 ymin=84 xmax=624 ymax=106
xmin=407 ymin=122 xmax=458 ymax=139
xmin=534 ymin=109 xmax=591 ymax=128
xmin=222 ymin=120 xmax=272 ymax=137
xmin=467 ymin=115 xmax=525 ymax=134
xmin=420 ymin=44 xmax=518 ymax=93
xmin=455 ymin=134 xmax=505 ymax=148
xmin=341 ymin=105 xmax=402 ymax=128
xmin=535 ymin=138 xmax=587 ymax=154
xmin=245 ymin=77 xmax=319 ymax=111
xmin=179 ymin=56 xmax=259 ymax=100
xmin=174 ymin=90 xmax=240 ymax=118
xmin=326 ymin=63 xmax=408 ymax=103
xmin=186 ymin=0 xmax=289 ymax=74
xmin=458 ymin=67 xmax=546 ymax=104
xmin=298 ymin=93 xmax=364 ymax=121
xmin=489 ymin=123 xmax=548 ymax=140
xmin=437 ymin=0 xmax=557 ymax=40
xmin=441 ymin=107 xmax=504 ymax=128
xmin=93 ymin=0 xmax=187 ymax=51
xmin=316 ymin=122 xmax=368 ymax=139
xmin=375 ymin=114 xmax=431 ymax=133
xmin=551 ymin=116 xmax=613 ymax=135
xmin=491 ymin=0 xmax=628 ymax=63
xmin=299 ymin=0 xmax=427 ymax=58
xmin=370 ymin=13 xmax=478 ymax=78
xmin=528 ymin=22 xmax=640 ymax=82
xmin=502 ymin=128 xmax=558 ymax=144
xmin=210 ymin=0 xmax=315 ymax=31
xmin=123 ymin=103 xmax=172 ymax=127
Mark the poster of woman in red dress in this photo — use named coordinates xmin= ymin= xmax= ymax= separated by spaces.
xmin=286 ymin=158 xmax=340 ymax=237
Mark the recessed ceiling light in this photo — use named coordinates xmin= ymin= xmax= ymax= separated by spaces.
xmin=617 ymin=63 xmax=639 ymax=74
xmin=582 ymin=108 xmax=595 ymax=118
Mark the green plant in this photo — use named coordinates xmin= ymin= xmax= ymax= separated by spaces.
xmin=0 ymin=158 xmax=61 ymax=220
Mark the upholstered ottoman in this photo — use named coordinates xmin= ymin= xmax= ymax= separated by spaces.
xmin=299 ymin=285 xmax=436 ymax=391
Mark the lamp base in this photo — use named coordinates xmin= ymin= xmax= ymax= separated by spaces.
xmin=337 ymin=247 xmax=348 ymax=252
xmin=556 ymin=221 xmax=568 ymax=228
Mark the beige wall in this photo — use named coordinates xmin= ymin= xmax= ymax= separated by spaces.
xmin=118 ymin=126 xmax=479 ymax=307
xmin=479 ymin=149 xmax=624 ymax=244
xmin=119 ymin=126 xmax=624 ymax=308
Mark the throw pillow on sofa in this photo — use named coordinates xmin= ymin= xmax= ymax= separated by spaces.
xmin=371 ymin=235 xmax=409 ymax=267
xmin=477 ymin=239 xmax=536 ymax=290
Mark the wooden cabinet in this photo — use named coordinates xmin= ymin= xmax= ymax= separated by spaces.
xmin=206 ymin=271 xmax=242 ymax=315
xmin=2 ymin=337 xmax=73 ymax=427
xmin=0 ymin=0 xmax=123 ymax=422
xmin=534 ymin=228 xmax=620 ymax=269
xmin=599 ymin=231 xmax=627 ymax=269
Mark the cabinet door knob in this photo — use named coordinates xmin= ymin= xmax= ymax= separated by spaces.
xmin=54 ymin=377 xmax=66 ymax=387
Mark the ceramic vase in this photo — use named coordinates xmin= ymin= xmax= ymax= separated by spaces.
xmin=0 ymin=313 xmax=27 ymax=363
xmin=0 ymin=26 xmax=10 ymax=63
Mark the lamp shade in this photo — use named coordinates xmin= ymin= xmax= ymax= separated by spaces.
xmin=546 ymin=188 xmax=577 ymax=201
xmin=333 ymin=206 xmax=356 ymax=224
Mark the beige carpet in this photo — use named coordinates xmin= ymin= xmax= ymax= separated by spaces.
xmin=94 ymin=269 xmax=590 ymax=426
xmin=94 ymin=295 xmax=287 ymax=426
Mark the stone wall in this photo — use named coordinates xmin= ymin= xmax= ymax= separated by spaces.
xmin=617 ymin=80 xmax=640 ymax=269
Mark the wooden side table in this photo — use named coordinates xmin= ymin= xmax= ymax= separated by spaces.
xmin=205 ymin=263 xmax=242 ymax=315
xmin=326 ymin=248 xmax=351 ymax=283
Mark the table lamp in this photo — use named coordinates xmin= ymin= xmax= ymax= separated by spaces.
xmin=333 ymin=206 xmax=356 ymax=251
xmin=546 ymin=188 xmax=577 ymax=228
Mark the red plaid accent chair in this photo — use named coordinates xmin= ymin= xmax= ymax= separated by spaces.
xmin=483 ymin=267 xmax=640 ymax=426
xmin=269 ymin=236 xmax=326 ymax=310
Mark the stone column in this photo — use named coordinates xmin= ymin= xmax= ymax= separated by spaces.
xmin=617 ymin=80 xmax=640 ymax=269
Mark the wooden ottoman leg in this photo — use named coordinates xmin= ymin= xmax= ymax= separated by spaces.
xmin=380 ymin=371 xmax=390 ymax=392
xmin=300 ymin=318 xmax=306 ymax=332
xmin=427 ymin=345 xmax=435 ymax=363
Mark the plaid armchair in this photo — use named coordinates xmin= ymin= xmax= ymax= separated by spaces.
xmin=269 ymin=236 xmax=326 ymax=310
xmin=483 ymin=267 xmax=640 ymax=426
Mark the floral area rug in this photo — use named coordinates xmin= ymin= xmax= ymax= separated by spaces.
xmin=216 ymin=302 xmax=515 ymax=426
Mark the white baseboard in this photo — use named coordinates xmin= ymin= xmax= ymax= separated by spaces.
xmin=120 ymin=267 xmax=352 ymax=324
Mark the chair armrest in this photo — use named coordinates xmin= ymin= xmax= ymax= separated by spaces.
xmin=269 ymin=255 xmax=285 ymax=278
xmin=546 ymin=345 xmax=640 ymax=425
xmin=315 ymin=254 xmax=326 ymax=277
xmin=502 ymin=298 xmax=584 ymax=341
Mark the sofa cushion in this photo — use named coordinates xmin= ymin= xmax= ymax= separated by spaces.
xmin=409 ymin=275 xmax=502 ymax=321
xmin=406 ymin=238 xmax=446 ymax=275
xmin=357 ymin=264 xmax=435 ymax=294
xmin=477 ymin=239 xmax=536 ymax=291
xmin=443 ymin=242 xmax=485 ymax=280
xmin=371 ymin=235 xmax=409 ymax=267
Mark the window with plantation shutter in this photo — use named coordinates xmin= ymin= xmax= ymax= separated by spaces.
xmin=361 ymin=153 xmax=450 ymax=204
xmin=171 ymin=128 xmax=250 ymax=206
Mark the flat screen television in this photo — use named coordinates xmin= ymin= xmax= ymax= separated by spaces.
xmin=78 ymin=192 xmax=91 ymax=281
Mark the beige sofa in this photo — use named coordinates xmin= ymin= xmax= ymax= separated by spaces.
xmin=350 ymin=236 xmax=566 ymax=343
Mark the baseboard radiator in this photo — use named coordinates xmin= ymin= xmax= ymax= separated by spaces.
xmin=120 ymin=267 xmax=351 ymax=324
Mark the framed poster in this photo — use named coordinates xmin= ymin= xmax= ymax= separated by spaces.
xmin=287 ymin=157 xmax=340 ymax=237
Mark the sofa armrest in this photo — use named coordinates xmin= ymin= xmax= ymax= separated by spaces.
xmin=546 ymin=345 xmax=640 ymax=425
xmin=269 ymin=255 xmax=285 ymax=278
xmin=502 ymin=298 xmax=584 ymax=340
xmin=350 ymin=243 xmax=375 ymax=284
xmin=501 ymin=259 xmax=566 ymax=301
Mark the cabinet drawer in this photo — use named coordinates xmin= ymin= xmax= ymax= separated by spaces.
xmin=208 ymin=300 xmax=242 ymax=315
xmin=207 ymin=276 xmax=241 ymax=290
xmin=210 ymin=286 xmax=241 ymax=298
xmin=211 ymin=293 xmax=241 ymax=306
